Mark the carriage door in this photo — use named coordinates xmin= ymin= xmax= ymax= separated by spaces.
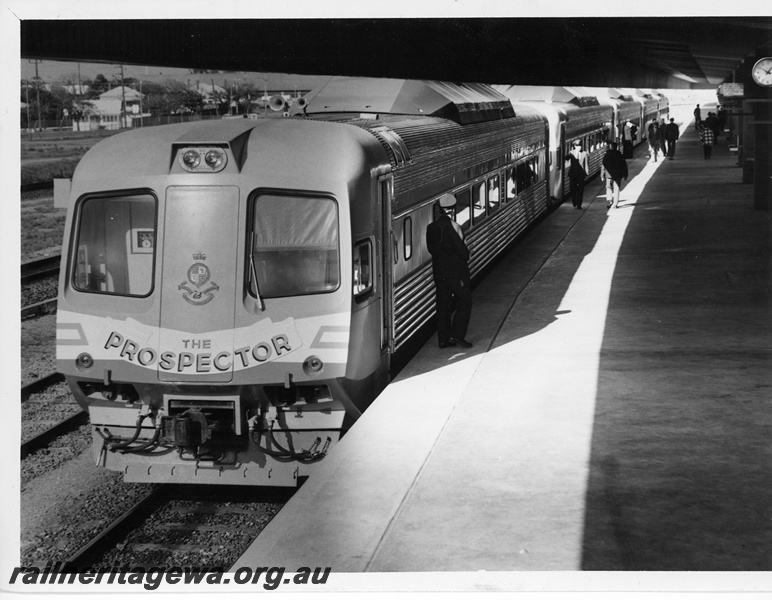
xmin=157 ymin=186 xmax=240 ymax=382
xmin=379 ymin=176 xmax=395 ymax=354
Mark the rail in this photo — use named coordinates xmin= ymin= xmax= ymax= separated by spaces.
xmin=21 ymin=254 xmax=61 ymax=286
xmin=61 ymin=486 xmax=165 ymax=572
xmin=22 ymin=298 xmax=57 ymax=320
xmin=21 ymin=181 xmax=54 ymax=193
xmin=21 ymin=370 xmax=88 ymax=460
xmin=21 ymin=410 xmax=89 ymax=460
xmin=22 ymin=371 xmax=64 ymax=402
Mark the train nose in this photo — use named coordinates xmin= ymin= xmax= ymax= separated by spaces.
xmin=157 ymin=186 xmax=241 ymax=383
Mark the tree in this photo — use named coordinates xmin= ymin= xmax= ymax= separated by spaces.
xmin=138 ymin=81 xmax=167 ymax=117
xmin=20 ymin=81 xmax=64 ymax=126
xmin=48 ymin=82 xmax=72 ymax=127
xmin=163 ymin=79 xmax=205 ymax=115
xmin=69 ymin=98 xmax=96 ymax=131
xmin=229 ymin=80 xmax=259 ymax=115
xmin=85 ymin=74 xmax=110 ymax=98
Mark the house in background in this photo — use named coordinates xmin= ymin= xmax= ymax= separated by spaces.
xmin=74 ymin=86 xmax=148 ymax=130
xmin=190 ymin=81 xmax=228 ymax=113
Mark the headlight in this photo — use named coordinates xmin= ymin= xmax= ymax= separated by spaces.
xmin=178 ymin=147 xmax=228 ymax=172
xmin=182 ymin=150 xmax=201 ymax=169
xmin=205 ymin=149 xmax=225 ymax=169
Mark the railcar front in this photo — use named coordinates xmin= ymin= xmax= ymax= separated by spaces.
xmin=640 ymin=94 xmax=661 ymax=138
xmin=614 ymin=96 xmax=643 ymax=145
xmin=55 ymin=117 xmax=390 ymax=486
xmin=655 ymin=92 xmax=670 ymax=121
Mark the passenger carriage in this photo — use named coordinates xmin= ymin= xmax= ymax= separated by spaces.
xmin=55 ymin=77 xmax=550 ymax=486
xmin=493 ymin=85 xmax=613 ymax=203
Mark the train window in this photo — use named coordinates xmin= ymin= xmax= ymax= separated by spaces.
xmin=403 ymin=217 xmax=413 ymax=261
xmin=487 ymin=175 xmax=500 ymax=214
xmin=472 ymin=181 xmax=487 ymax=224
xmin=454 ymin=188 xmax=472 ymax=231
xmin=515 ymin=161 xmax=527 ymax=193
xmin=505 ymin=167 xmax=516 ymax=200
xmin=516 ymin=158 xmax=537 ymax=192
xmin=353 ymin=239 xmax=373 ymax=297
xmin=250 ymin=194 xmax=339 ymax=298
xmin=72 ymin=193 xmax=156 ymax=296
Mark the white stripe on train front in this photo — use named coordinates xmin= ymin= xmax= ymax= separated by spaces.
xmin=56 ymin=310 xmax=350 ymax=374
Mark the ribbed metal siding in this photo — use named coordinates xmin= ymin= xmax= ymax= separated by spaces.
xmin=346 ymin=111 xmax=545 ymax=212
xmin=392 ymin=182 xmax=548 ymax=349
xmin=345 ymin=110 xmax=548 ymax=350
xmin=564 ymin=106 xmax=612 ymax=138
xmin=390 ymin=118 xmax=544 ymax=205
xmin=617 ymin=101 xmax=640 ymax=122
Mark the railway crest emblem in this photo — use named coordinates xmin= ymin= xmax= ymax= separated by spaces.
xmin=178 ymin=261 xmax=219 ymax=305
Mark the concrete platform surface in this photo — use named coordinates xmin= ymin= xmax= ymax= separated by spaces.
xmin=233 ymin=108 xmax=771 ymax=587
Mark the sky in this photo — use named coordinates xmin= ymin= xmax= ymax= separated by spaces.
xmin=18 ymin=59 xmax=334 ymax=97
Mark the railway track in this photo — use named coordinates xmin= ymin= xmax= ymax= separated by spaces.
xmin=21 ymin=371 xmax=87 ymax=460
xmin=62 ymin=486 xmax=165 ymax=572
xmin=21 ymin=254 xmax=61 ymax=319
xmin=22 ymin=298 xmax=57 ymax=320
xmin=22 ymin=371 xmax=64 ymax=401
xmin=22 ymin=181 xmax=55 ymax=193
xmin=21 ymin=254 xmax=61 ymax=286
xmin=21 ymin=410 xmax=89 ymax=460
xmin=61 ymin=485 xmax=289 ymax=572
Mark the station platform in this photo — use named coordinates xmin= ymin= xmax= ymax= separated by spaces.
xmin=233 ymin=110 xmax=771 ymax=585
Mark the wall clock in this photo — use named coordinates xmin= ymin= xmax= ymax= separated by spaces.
xmin=751 ymin=57 xmax=772 ymax=87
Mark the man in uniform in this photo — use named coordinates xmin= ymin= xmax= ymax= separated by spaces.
xmin=426 ymin=193 xmax=473 ymax=348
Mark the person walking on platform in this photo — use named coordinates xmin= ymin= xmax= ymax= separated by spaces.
xmin=705 ymin=111 xmax=720 ymax=141
xmin=601 ymin=141 xmax=628 ymax=209
xmin=665 ymin=118 xmax=680 ymax=160
xmin=426 ymin=193 xmax=473 ymax=349
xmin=658 ymin=118 xmax=668 ymax=157
xmin=699 ymin=122 xmax=715 ymax=159
xmin=622 ymin=120 xmax=634 ymax=158
xmin=647 ymin=119 xmax=660 ymax=162
xmin=567 ymin=140 xmax=589 ymax=209
xmin=693 ymin=104 xmax=701 ymax=130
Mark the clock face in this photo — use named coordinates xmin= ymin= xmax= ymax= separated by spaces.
xmin=752 ymin=58 xmax=772 ymax=87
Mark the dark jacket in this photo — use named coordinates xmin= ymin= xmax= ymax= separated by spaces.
xmin=647 ymin=123 xmax=658 ymax=143
xmin=426 ymin=211 xmax=470 ymax=281
xmin=665 ymin=122 xmax=680 ymax=142
xmin=601 ymin=148 xmax=628 ymax=184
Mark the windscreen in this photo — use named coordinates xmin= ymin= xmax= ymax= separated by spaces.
xmin=250 ymin=194 xmax=339 ymax=298
xmin=72 ymin=193 xmax=156 ymax=296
